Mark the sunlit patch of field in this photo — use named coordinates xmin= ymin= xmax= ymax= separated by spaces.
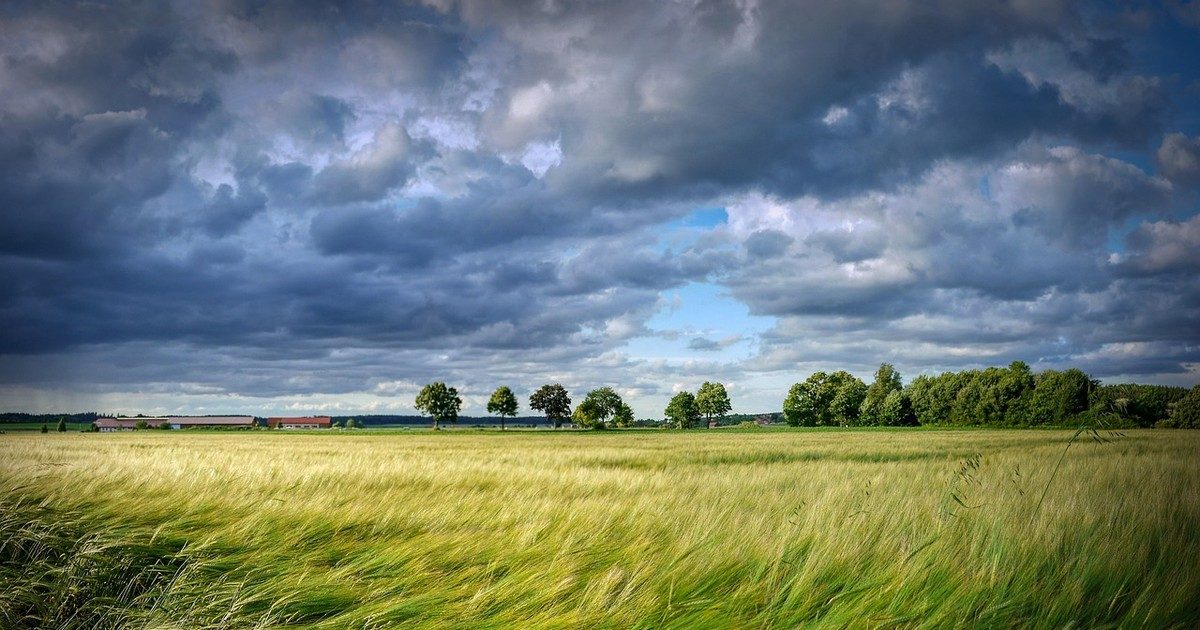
xmin=1 ymin=429 xmax=1198 ymax=628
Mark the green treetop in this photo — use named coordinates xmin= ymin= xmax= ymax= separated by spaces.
xmin=486 ymin=385 xmax=520 ymax=430
xmin=415 ymin=382 xmax=463 ymax=429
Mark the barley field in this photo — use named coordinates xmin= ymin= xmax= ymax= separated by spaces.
xmin=1 ymin=428 xmax=1198 ymax=628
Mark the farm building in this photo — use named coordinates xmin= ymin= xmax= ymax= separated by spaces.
xmin=95 ymin=417 xmax=168 ymax=432
xmin=95 ymin=416 xmax=255 ymax=431
xmin=267 ymin=416 xmax=332 ymax=429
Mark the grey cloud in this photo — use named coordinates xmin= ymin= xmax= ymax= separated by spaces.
xmin=1118 ymin=215 xmax=1200 ymax=276
xmin=744 ymin=230 xmax=792 ymax=260
xmin=307 ymin=123 xmax=417 ymax=204
xmin=0 ymin=1 xmax=1196 ymax=414
xmin=805 ymin=228 xmax=886 ymax=264
xmin=1157 ymin=133 xmax=1200 ymax=186
xmin=687 ymin=335 xmax=743 ymax=352
xmin=274 ymin=92 xmax=357 ymax=149
xmin=200 ymin=183 xmax=268 ymax=237
xmin=1001 ymin=146 xmax=1172 ymax=250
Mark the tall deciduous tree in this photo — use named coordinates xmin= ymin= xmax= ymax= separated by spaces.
xmin=695 ymin=382 xmax=732 ymax=428
xmin=784 ymin=371 xmax=865 ymax=426
xmin=783 ymin=375 xmax=823 ymax=427
xmin=879 ymin=389 xmax=914 ymax=426
xmin=529 ymin=384 xmax=572 ymax=429
xmin=665 ymin=391 xmax=699 ymax=429
xmin=829 ymin=371 xmax=868 ymax=425
xmin=612 ymin=402 xmax=635 ymax=428
xmin=486 ymin=386 xmax=519 ymax=430
xmin=859 ymin=363 xmax=904 ymax=425
xmin=415 ymin=382 xmax=462 ymax=430
xmin=575 ymin=387 xmax=625 ymax=429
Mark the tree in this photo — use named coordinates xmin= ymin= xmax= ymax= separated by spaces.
xmin=1092 ymin=383 xmax=1189 ymax=427
xmin=612 ymin=403 xmax=635 ymax=428
xmin=859 ymin=363 xmax=903 ymax=425
xmin=997 ymin=361 xmax=1036 ymax=424
xmin=1168 ymin=385 xmax=1200 ymax=429
xmin=487 ymin=386 xmax=520 ymax=430
xmin=56 ymin=417 xmax=67 ymax=432
xmin=575 ymin=387 xmax=625 ymax=429
xmin=878 ymin=389 xmax=915 ymax=426
xmin=159 ymin=420 xmax=173 ymax=430
xmin=828 ymin=371 xmax=867 ymax=425
xmin=134 ymin=419 xmax=150 ymax=430
xmin=695 ymin=382 xmax=732 ymax=428
xmin=1028 ymin=369 xmax=1092 ymax=425
xmin=665 ymin=391 xmax=699 ymax=429
xmin=572 ymin=400 xmax=603 ymax=429
xmin=40 ymin=423 xmax=48 ymax=434
xmin=529 ymin=384 xmax=572 ymax=428
xmin=783 ymin=377 xmax=823 ymax=427
xmin=785 ymin=371 xmax=865 ymax=426
xmin=415 ymin=382 xmax=462 ymax=429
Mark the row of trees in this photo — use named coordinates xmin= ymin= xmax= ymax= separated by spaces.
xmin=665 ymin=382 xmax=733 ymax=429
xmin=414 ymin=381 xmax=734 ymax=430
xmin=784 ymin=361 xmax=1200 ymax=428
xmin=413 ymin=367 xmax=1198 ymax=430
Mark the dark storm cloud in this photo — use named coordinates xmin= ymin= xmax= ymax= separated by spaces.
xmin=0 ymin=0 xmax=1197 ymax=413
xmin=200 ymin=183 xmax=268 ymax=237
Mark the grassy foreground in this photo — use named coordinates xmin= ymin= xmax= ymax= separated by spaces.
xmin=1 ymin=429 xmax=1198 ymax=628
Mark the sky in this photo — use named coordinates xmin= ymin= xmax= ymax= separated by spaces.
xmin=1 ymin=0 xmax=1199 ymax=418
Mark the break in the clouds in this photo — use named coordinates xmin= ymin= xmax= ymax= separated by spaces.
xmin=1 ymin=0 xmax=1198 ymax=417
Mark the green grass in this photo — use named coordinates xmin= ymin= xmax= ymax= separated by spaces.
xmin=0 ymin=422 xmax=92 ymax=432
xmin=1 ymin=429 xmax=1198 ymax=628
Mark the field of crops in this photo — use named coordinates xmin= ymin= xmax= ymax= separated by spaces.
xmin=2 ymin=428 xmax=1198 ymax=628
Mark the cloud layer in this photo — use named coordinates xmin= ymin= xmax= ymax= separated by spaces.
xmin=1 ymin=0 xmax=1197 ymax=416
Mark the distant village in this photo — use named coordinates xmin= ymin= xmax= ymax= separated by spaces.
xmin=95 ymin=416 xmax=331 ymax=432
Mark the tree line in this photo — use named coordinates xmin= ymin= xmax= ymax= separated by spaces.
xmin=784 ymin=362 xmax=1200 ymax=428
xmin=414 ymin=381 xmax=734 ymax=430
xmin=409 ymin=365 xmax=1199 ymax=431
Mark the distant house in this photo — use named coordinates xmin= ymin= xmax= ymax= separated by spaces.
xmin=95 ymin=416 xmax=255 ymax=431
xmin=267 ymin=416 xmax=332 ymax=429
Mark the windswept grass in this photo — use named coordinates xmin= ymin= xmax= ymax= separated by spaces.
xmin=1 ymin=429 xmax=1198 ymax=627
